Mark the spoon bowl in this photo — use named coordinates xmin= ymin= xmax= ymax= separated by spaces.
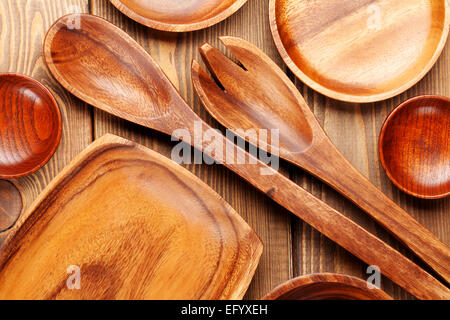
xmin=109 ymin=0 xmax=248 ymax=32
xmin=379 ymin=95 xmax=450 ymax=199
xmin=0 ymin=74 xmax=62 ymax=179
xmin=45 ymin=14 xmax=180 ymax=135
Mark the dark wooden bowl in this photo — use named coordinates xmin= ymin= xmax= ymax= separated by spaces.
xmin=0 ymin=180 xmax=23 ymax=232
xmin=109 ymin=0 xmax=248 ymax=32
xmin=379 ymin=95 xmax=449 ymax=199
xmin=262 ymin=274 xmax=393 ymax=300
xmin=0 ymin=74 xmax=62 ymax=179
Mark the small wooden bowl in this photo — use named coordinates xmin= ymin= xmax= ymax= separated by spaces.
xmin=0 ymin=74 xmax=62 ymax=179
xmin=379 ymin=95 xmax=449 ymax=199
xmin=0 ymin=180 xmax=23 ymax=232
xmin=269 ymin=0 xmax=450 ymax=103
xmin=109 ymin=0 xmax=248 ymax=32
xmin=262 ymin=274 xmax=393 ymax=300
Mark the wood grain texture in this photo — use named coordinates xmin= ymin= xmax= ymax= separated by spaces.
xmin=43 ymin=13 xmax=450 ymax=300
xmin=0 ymin=74 xmax=62 ymax=179
xmin=262 ymin=273 xmax=393 ymax=300
xmin=108 ymin=0 xmax=249 ymax=32
xmin=91 ymin=0 xmax=294 ymax=299
xmin=191 ymin=37 xmax=450 ymax=284
xmin=0 ymin=0 xmax=448 ymax=300
xmin=0 ymin=134 xmax=263 ymax=300
xmin=379 ymin=95 xmax=450 ymax=199
xmin=269 ymin=0 xmax=450 ymax=103
xmin=0 ymin=0 xmax=92 ymax=241
xmin=0 ymin=180 xmax=22 ymax=232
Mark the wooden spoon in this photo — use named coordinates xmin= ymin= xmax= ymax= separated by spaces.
xmin=0 ymin=74 xmax=62 ymax=179
xmin=379 ymin=95 xmax=450 ymax=199
xmin=262 ymin=274 xmax=393 ymax=300
xmin=269 ymin=0 xmax=450 ymax=103
xmin=190 ymin=37 xmax=450 ymax=284
xmin=109 ymin=0 xmax=248 ymax=32
xmin=44 ymin=14 xmax=450 ymax=299
xmin=0 ymin=134 xmax=262 ymax=299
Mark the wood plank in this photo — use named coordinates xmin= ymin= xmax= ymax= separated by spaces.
xmin=1 ymin=0 xmax=447 ymax=300
xmin=291 ymin=33 xmax=449 ymax=299
xmin=90 ymin=0 xmax=293 ymax=299
xmin=0 ymin=0 xmax=92 ymax=244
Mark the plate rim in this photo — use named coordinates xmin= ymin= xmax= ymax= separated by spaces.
xmin=109 ymin=0 xmax=249 ymax=32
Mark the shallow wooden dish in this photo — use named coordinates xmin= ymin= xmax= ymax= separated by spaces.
xmin=109 ymin=0 xmax=248 ymax=32
xmin=0 ymin=134 xmax=262 ymax=300
xmin=262 ymin=274 xmax=393 ymax=300
xmin=0 ymin=74 xmax=62 ymax=179
xmin=379 ymin=95 xmax=449 ymax=199
xmin=0 ymin=180 xmax=23 ymax=233
xmin=269 ymin=0 xmax=450 ymax=103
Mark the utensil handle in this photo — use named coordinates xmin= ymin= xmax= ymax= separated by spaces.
xmin=297 ymin=139 xmax=450 ymax=284
xmin=179 ymin=115 xmax=449 ymax=299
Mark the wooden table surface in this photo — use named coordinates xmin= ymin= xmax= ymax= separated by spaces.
xmin=0 ymin=0 xmax=448 ymax=300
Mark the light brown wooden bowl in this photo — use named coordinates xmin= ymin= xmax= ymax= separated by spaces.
xmin=262 ymin=274 xmax=393 ymax=300
xmin=0 ymin=134 xmax=263 ymax=300
xmin=379 ymin=95 xmax=450 ymax=199
xmin=269 ymin=0 xmax=450 ymax=103
xmin=109 ymin=0 xmax=248 ymax=32
xmin=0 ymin=73 xmax=62 ymax=179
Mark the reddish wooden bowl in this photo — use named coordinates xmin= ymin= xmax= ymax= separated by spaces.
xmin=262 ymin=274 xmax=393 ymax=300
xmin=0 ymin=180 xmax=23 ymax=232
xmin=0 ymin=74 xmax=62 ymax=179
xmin=379 ymin=95 xmax=449 ymax=199
xmin=109 ymin=0 xmax=248 ymax=32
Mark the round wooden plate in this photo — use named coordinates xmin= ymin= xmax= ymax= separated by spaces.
xmin=0 ymin=134 xmax=262 ymax=300
xmin=0 ymin=74 xmax=62 ymax=179
xmin=262 ymin=273 xmax=393 ymax=300
xmin=269 ymin=0 xmax=450 ymax=103
xmin=109 ymin=0 xmax=248 ymax=32
xmin=379 ymin=95 xmax=449 ymax=199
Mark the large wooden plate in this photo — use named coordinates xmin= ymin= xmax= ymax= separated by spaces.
xmin=0 ymin=135 xmax=262 ymax=300
xmin=109 ymin=0 xmax=248 ymax=32
xmin=270 ymin=0 xmax=450 ymax=103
